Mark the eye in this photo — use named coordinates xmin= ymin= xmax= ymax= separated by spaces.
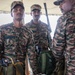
xmin=13 ymin=8 xmax=24 ymax=12
xmin=13 ymin=9 xmax=17 ymax=12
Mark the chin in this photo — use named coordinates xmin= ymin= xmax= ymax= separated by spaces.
xmin=17 ymin=18 xmax=23 ymax=21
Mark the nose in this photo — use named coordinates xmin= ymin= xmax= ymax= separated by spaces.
xmin=17 ymin=9 xmax=21 ymax=13
xmin=35 ymin=11 xmax=39 ymax=15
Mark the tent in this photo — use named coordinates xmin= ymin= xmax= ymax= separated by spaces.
xmin=0 ymin=0 xmax=62 ymax=15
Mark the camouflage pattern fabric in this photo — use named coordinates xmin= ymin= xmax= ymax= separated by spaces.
xmin=53 ymin=10 xmax=75 ymax=75
xmin=25 ymin=20 xmax=52 ymax=50
xmin=0 ymin=23 xmax=38 ymax=75
xmin=25 ymin=20 xmax=53 ymax=73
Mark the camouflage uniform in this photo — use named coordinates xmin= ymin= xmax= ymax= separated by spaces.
xmin=25 ymin=20 xmax=52 ymax=51
xmin=25 ymin=20 xmax=52 ymax=71
xmin=53 ymin=10 xmax=75 ymax=75
xmin=0 ymin=23 xmax=38 ymax=75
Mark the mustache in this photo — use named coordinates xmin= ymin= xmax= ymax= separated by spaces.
xmin=17 ymin=13 xmax=22 ymax=16
xmin=35 ymin=15 xmax=39 ymax=17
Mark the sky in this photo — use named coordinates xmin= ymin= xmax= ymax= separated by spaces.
xmin=0 ymin=14 xmax=60 ymax=38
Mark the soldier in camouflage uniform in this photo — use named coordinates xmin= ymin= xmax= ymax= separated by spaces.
xmin=0 ymin=1 xmax=38 ymax=75
xmin=26 ymin=4 xmax=52 ymax=51
xmin=25 ymin=4 xmax=55 ymax=75
xmin=53 ymin=0 xmax=75 ymax=75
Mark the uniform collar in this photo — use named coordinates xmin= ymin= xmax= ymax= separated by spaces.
xmin=64 ymin=10 xmax=75 ymax=19
xmin=31 ymin=20 xmax=41 ymax=25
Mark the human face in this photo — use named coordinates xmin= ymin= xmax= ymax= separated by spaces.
xmin=59 ymin=0 xmax=72 ymax=14
xmin=31 ymin=10 xmax=41 ymax=21
xmin=11 ymin=5 xmax=24 ymax=21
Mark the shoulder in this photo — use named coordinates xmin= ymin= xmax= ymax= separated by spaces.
xmin=40 ymin=21 xmax=48 ymax=29
xmin=25 ymin=21 xmax=31 ymax=27
xmin=57 ymin=16 xmax=64 ymax=23
xmin=40 ymin=21 xmax=47 ymax=26
xmin=56 ymin=15 xmax=67 ymax=27
xmin=0 ymin=23 xmax=13 ymax=29
xmin=57 ymin=13 xmax=73 ymax=24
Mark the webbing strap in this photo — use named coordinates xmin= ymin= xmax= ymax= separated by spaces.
xmin=41 ymin=53 xmax=46 ymax=73
xmin=7 ymin=65 xmax=14 ymax=75
xmin=2 ymin=67 xmax=7 ymax=75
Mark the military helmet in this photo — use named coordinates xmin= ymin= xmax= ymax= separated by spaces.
xmin=54 ymin=0 xmax=64 ymax=5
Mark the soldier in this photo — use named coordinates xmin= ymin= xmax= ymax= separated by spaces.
xmin=25 ymin=4 xmax=56 ymax=75
xmin=53 ymin=0 xmax=75 ymax=75
xmin=0 ymin=1 xmax=38 ymax=75
xmin=26 ymin=4 xmax=52 ymax=52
